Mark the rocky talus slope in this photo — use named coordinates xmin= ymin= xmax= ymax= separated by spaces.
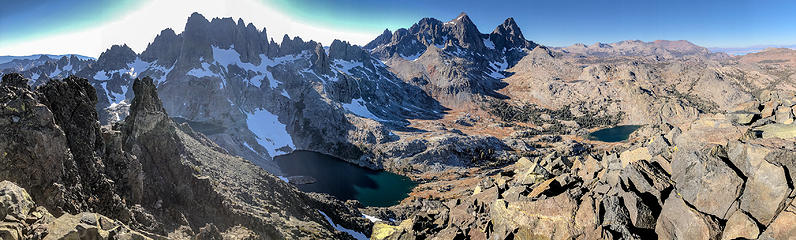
xmin=0 ymin=73 xmax=374 ymax=239
xmin=366 ymin=90 xmax=796 ymax=239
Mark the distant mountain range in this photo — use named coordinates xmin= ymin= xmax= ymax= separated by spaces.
xmin=709 ymin=44 xmax=796 ymax=55
xmin=0 ymin=54 xmax=94 ymax=64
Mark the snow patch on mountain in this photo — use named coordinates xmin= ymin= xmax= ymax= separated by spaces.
xmin=187 ymin=61 xmax=216 ymax=78
xmin=100 ymin=82 xmax=111 ymax=104
xmin=483 ymin=38 xmax=496 ymax=50
xmin=93 ymin=71 xmax=111 ymax=80
xmin=98 ymin=81 xmax=128 ymax=105
xmin=48 ymin=68 xmax=62 ymax=78
xmin=149 ymin=64 xmax=174 ymax=85
xmin=207 ymin=45 xmax=307 ymax=89
xmin=318 ymin=210 xmax=367 ymax=240
xmin=246 ymin=108 xmax=294 ymax=157
xmin=400 ymin=52 xmax=422 ymax=61
xmin=434 ymin=36 xmax=448 ymax=49
xmin=93 ymin=58 xmax=159 ymax=81
xmin=362 ymin=214 xmax=382 ymax=223
xmin=343 ymin=98 xmax=384 ymax=121
xmin=489 ymin=57 xmax=509 ymax=79
xmin=127 ymin=58 xmax=151 ymax=78
xmin=332 ymin=59 xmax=365 ymax=75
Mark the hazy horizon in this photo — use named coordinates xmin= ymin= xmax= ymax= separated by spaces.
xmin=2 ymin=0 xmax=796 ymax=57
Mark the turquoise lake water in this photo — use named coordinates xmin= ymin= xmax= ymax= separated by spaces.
xmin=275 ymin=150 xmax=417 ymax=207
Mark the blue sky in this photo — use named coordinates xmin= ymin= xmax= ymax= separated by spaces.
xmin=1 ymin=0 xmax=795 ymax=57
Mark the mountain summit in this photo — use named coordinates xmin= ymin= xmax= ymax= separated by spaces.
xmin=365 ymin=14 xmax=540 ymax=106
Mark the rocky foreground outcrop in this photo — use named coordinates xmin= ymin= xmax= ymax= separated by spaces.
xmin=0 ymin=73 xmax=373 ymax=239
xmin=368 ymin=92 xmax=796 ymax=239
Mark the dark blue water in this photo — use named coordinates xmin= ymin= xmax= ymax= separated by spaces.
xmin=275 ymin=150 xmax=417 ymax=207
xmin=587 ymin=125 xmax=642 ymax=142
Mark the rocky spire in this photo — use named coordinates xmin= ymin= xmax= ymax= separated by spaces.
xmin=141 ymin=28 xmax=182 ymax=68
xmin=128 ymin=76 xmax=165 ymax=117
xmin=329 ymin=39 xmax=374 ymax=70
xmin=178 ymin=12 xmax=213 ymax=67
xmin=489 ymin=17 xmax=537 ymax=51
xmin=364 ymin=29 xmax=393 ymax=49
xmin=277 ymin=35 xmax=317 ymax=57
xmin=311 ymin=43 xmax=331 ymax=75
xmin=446 ymin=12 xmax=486 ymax=52
xmin=123 ymin=77 xmax=168 ymax=139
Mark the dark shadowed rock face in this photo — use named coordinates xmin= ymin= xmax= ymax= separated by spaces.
xmin=1 ymin=73 xmax=76 ymax=213
xmin=489 ymin=17 xmax=537 ymax=51
xmin=0 ymin=74 xmax=370 ymax=238
xmin=1 ymin=73 xmax=131 ymax=220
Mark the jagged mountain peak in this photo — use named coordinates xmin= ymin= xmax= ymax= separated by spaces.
xmin=369 ymin=13 xmax=541 ymax=59
xmin=96 ymin=44 xmax=137 ymax=70
xmin=140 ymin=28 xmax=181 ymax=66
xmin=328 ymin=39 xmax=375 ymax=70
xmin=492 ymin=17 xmax=522 ymax=38
xmin=488 ymin=17 xmax=536 ymax=51
xmin=451 ymin=12 xmax=471 ymax=22
xmin=364 ymin=29 xmax=392 ymax=50
xmin=186 ymin=12 xmax=209 ymax=27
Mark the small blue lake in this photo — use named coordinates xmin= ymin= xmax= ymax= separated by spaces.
xmin=275 ymin=150 xmax=417 ymax=207
xmin=587 ymin=125 xmax=642 ymax=142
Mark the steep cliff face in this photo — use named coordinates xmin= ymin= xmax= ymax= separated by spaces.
xmin=0 ymin=73 xmax=371 ymax=239
xmin=0 ymin=73 xmax=129 ymax=219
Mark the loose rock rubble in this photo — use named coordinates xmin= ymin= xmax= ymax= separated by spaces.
xmin=368 ymin=94 xmax=796 ymax=239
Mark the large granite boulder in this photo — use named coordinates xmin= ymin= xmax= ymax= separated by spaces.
xmin=671 ymin=148 xmax=743 ymax=219
xmin=655 ymin=195 xmax=722 ymax=240
xmin=720 ymin=210 xmax=759 ymax=240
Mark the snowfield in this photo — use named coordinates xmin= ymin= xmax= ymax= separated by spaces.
xmin=343 ymin=98 xmax=385 ymax=121
xmin=246 ymin=108 xmax=295 ymax=158
xmin=319 ymin=210 xmax=368 ymax=240
xmin=202 ymin=45 xmax=305 ymax=89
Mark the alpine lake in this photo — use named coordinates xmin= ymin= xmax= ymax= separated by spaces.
xmin=275 ymin=150 xmax=417 ymax=207
xmin=587 ymin=125 xmax=643 ymax=142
